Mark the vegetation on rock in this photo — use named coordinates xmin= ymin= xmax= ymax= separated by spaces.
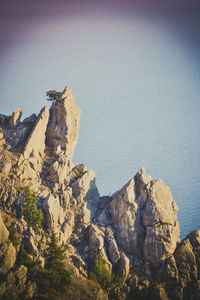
xmin=46 ymin=90 xmax=61 ymax=102
xmin=21 ymin=187 xmax=43 ymax=233
xmin=15 ymin=231 xmax=71 ymax=300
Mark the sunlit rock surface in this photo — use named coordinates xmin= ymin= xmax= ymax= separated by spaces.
xmin=0 ymin=87 xmax=199 ymax=300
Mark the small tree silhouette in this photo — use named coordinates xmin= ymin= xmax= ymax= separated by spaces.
xmin=46 ymin=90 xmax=61 ymax=102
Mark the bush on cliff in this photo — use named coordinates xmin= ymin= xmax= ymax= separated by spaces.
xmin=90 ymin=255 xmax=112 ymax=290
xmin=21 ymin=187 xmax=43 ymax=233
xmin=35 ymin=231 xmax=71 ymax=299
xmin=15 ymin=231 xmax=71 ymax=300
xmin=46 ymin=90 xmax=61 ymax=102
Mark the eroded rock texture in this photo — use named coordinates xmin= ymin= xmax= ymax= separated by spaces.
xmin=0 ymin=86 xmax=199 ymax=300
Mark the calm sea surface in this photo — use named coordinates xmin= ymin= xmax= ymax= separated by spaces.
xmin=0 ymin=13 xmax=200 ymax=239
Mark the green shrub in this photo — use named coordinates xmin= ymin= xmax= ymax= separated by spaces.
xmin=6 ymin=222 xmax=19 ymax=247
xmin=45 ymin=231 xmax=70 ymax=286
xmin=21 ymin=187 xmax=43 ymax=233
xmin=46 ymin=90 xmax=61 ymax=102
xmin=15 ymin=246 xmax=40 ymax=281
xmin=90 ymin=255 xmax=112 ymax=290
xmin=15 ymin=234 xmax=71 ymax=299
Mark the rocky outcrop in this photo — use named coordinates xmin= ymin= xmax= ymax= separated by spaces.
xmin=46 ymin=87 xmax=81 ymax=159
xmin=0 ymin=86 xmax=199 ymax=300
xmin=143 ymin=179 xmax=180 ymax=266
xmin=96 ymin=167 xmax=180 ymax=270
xmin=23 ymin=106 xmax=49 ymax=160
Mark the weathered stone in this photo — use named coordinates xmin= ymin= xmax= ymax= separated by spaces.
xmin=88 ymin=224 xmax=112 ymax=269
xmin=9 ymin=108 xmax=22 ymax=128
xmin=0 ymin=154 xmax=12 ymax=175
xmin=108 ymin=178 xmax=143 ymax=255
xmin=47 ymin=155 xmax=74 ymax=186
xmin=135 ymin=167 xmax=151 ymax=208
xmin=0 ymin=213 xmax=9 ymax=244
xmin=23 ymin=227 xmax=38 ymax=255
xmin=71 ymin=169 xmax=100 ymax=220
xmin=143 ymin=223 xmax=179 ymax=266
xmin=142 ymin=180 xmax=179 ymax=227
xmin=164 ymin=255 xmax=179 ymax=284
xmin=142 ymin=180 xmax=179 ymax=266
xmin=117 ymin=252 xmax=130 ymax=278
xmin=15 ymin=265 xmax=27 ymax=286
xmin=5 ymin=265 xmax=28 ymax=299
xmin=174 ymin=239 xmax=198 ymax=288
xmin=0 ymin=241 xmax=16 ymax=275
xmin=23 ymin=106 xmax=49 ymax=159
xmin=105 ymin=228 xmax=120 ymax=264
xmin=0 ymin=128 xmax=5 ymax=147
xmin=46 ymin=87 xmax=81 ymax=159
xmin=42 ymin=193 xmax=74 ymax=243
xmin=23 ymin=113 xmax=37 ymax=124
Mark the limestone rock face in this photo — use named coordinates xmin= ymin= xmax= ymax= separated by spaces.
xmin=105 ymin=228 xmax=120 ymax=264
xmin=42 ymin=191 xmax=74 ymax=243
xmin=0 ymin=214 xmax=9 ymax=245
xmin=174 ymin=239 xmax=198 ymax=288
xmin=87 ymin=224 xmax=112 ymax=269
xmin=46 ymin=154 xmax=74 ymax=187
xmin=16 ymin=106 xmax=49 ymax=188
xmin=117 ymin=252 xmax=130 ymax=278
xmin=23 ymin=106 xmax=49 ymax=159
xmin=71 ymin=169 xmax=100 ymax=221
xmin=143 ymin=180 xmax=180 ymax=266
xmin=23 ymin=227 xmax=38 ymax=255
xmin=108 ymin=178 xmax=141 ymax=255
xmin=96 ymin=168 xmax=179 ymax=268
xmin=46 ymin=87 xmax=81 ymax=159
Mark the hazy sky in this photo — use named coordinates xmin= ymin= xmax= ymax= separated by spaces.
xmin=1 ymin=0 xmax=200 ymax=116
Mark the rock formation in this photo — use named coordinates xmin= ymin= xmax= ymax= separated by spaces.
xmin=0 ymin=86 xmax=199 ymax=300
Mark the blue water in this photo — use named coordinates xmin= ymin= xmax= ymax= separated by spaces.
xmin=0 ymin=12 xmax=200 ymax=239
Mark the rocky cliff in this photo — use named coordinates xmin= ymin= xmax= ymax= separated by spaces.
xmin=0 ymin=87 xmax=199 ymax=300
